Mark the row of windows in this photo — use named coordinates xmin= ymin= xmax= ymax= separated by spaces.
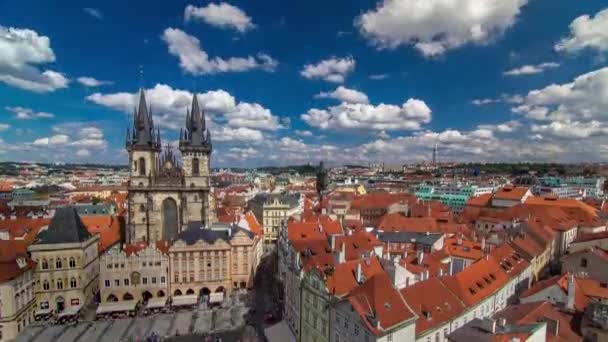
xmin=134 ymin=157 xmax=202 ymax=176
xmin=42 ymin=278 xmax=78 ymax=290
xmin=104 ymin=276 xmax=166 ymax=288
xmin=40 ymin=257 xmax=77 ymax=270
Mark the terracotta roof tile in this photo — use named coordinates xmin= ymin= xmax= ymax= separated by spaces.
xmin=520 ymin=273 xmax=590 ymax=311
xmin=440 ymin=257 xmax=510 ymax=307
xmin=0 ymin=240 xmax=35 ymax=282
xmin=442 ymin=237 xmax=485 ymax=261
xmin=346 ymin=273 xmax=416 ymax=335
xmin=400 ymin=277 xmax=467 ymax=335
xmin=489 ymin=244 xmax=530 ymax=278
xmin=466 ymin=194 xmax=493 ymax=207
xmin=81 ymin=215 xmax=123 ymax=254
xmin=495 ymin=301 xmax=582 ymax=342
xmin=326 ymin=257 xmax=385 ymax=297
xmin=494 ymin=186 xmax=530 ymax=201
xmin=335 ymin=230 xmax=383 ymax=261
xmin=351 ymin=193 xmax=415 ymax=210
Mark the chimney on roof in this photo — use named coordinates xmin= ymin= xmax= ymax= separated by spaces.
xmin=498 ymin=317 xmax=507 ymax=327
xmin=480 ymin=318 xmax=497 ymax=334
xmin=438 ymin=268 xmax=443 ymax=277
xmin=417 ymin=250 xmax=424 ymax=265
xmin=339 ymin=240 xmax=346 ymax=263
xmin=318 ymin=224 xmax=323 ymax=233
xmin=566 ymin=274 xmax=576 ymax=311
xmin=330 ymin=234 xmax=336 ymax=251
xmin=448 ymin=261 xmax=454 ymax=276
xmin=356 ymin=262 xmax=363 ymax=284
xmin=481 ymin=237 xmax=486 ymax=252
xmin=543 ymin=317 xmax=560 ymax=336
xmin=457 ymin=236 xmax=463 ymax=245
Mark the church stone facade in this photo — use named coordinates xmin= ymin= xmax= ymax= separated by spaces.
xmin=126 ymin=88 xmax=214 ymax=244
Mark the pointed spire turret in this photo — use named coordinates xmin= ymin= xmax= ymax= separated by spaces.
xmin=180 ymin=94 xmax=211 ymax=151
xmin=128 ymin=88 xmax=158 ymax=149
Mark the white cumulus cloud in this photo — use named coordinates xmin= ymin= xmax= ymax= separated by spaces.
xmin=87 ymin=84 xmax=283 ymax=131
xmin=161 ymin=28 xmax=277 ymax=75
xmin=356 ymin=0 xmax=528 ymax=56
xmin=512 ymin=67 xmax=608 ymax=122
xmin=185 ymin=3 xmax=254 ymax=33
xmin=301 ymin=98 xmax=431 ymax=131
xmin=555 ymin=8 xmax=608 ymax=54
xmin=300 ymin=57 xmax=355 ymax=83
xmin=315 ymin=86 xmax=369 ymax=104
xmin=5 ymin=106 xmax=54 ymax=119
xmin=503 ymin=62 xmax=560 ymax=76
xmin=0 ymin=26 xmax=69 ymax=92
xmin=77 ymin=76 xmax=113 ymax=87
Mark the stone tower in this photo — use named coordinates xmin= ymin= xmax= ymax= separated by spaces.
xmin=126 ymin=89 xmax=213 ymax=244
xmin=126 ymin=88 xmax=161 ymax=188
xmin=179 ymin=94 xmax=212 ymax=188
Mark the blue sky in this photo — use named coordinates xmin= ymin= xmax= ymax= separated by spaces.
xmin=1 ymin=0 xmax=608 ymax=166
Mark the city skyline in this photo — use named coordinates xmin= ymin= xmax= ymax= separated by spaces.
xmin=1 ymin=0 xmax=608 ymax=167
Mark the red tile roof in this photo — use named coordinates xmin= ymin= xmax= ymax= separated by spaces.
xmin=466 ymin=193 xmax=493 ymax=207
xmin=0 ymin=182 xmax=14 ymax=192
xmin=495 ymin=301 xmax=582 ymax=342
xmin=489 ymin=244 xmax=530 ymax=278
xmin=0 ymin=240 xmax=35 ymax=282
xmin=335 ymin=230 xmax=383 ymax=261
xmin=442 ymin=237 xmax=485 ymax=261
xmin=378 ymin=213 xmax=469 ymax=235
xmin=509 ymin=233 xmax=546 ymax=260
xmin=346 ymin=273 xmax=416 ymax=335
xmin=494 ymin=186 xmax=530 ymax=201
xmin=0 ymin=217 xmax=50 ymax=253
xmin=123 ymin=240 xmax=169 ymax=256
xmin=326 ymin=257 xmax=385 ymax=296
xmin=440 ymin=257 xmax=510 ymax=307
xmin=243 ymin=211 xmax=263 ymax=236
xmin=409 ymin=201 xmax=452 ymax=219
xmin=81 ymin=215 xmax=123 ymax=254
xmin=520 ymin=273 xmax=590 ymax=311
xmin=399 ymin=247 xmax=448 ymax=277
xmin=400 ymin=277 xmax=467 ymax=335
xmin=576 ymin=277 xmax=608 ymax=300
xmin=351 ymin=193 xmax=415 ymax=210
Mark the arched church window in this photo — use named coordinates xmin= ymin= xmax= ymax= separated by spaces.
xmin=139 ymin=157 xmax=146 ymax=176
xmin=192 ymin=158 xmax=200 ymax=176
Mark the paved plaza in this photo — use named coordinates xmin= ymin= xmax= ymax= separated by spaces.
xmin=16 ymin=305 xmax=249 ymax=342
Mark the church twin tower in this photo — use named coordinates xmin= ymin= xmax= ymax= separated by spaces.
xmin=126 ymin=88 xmax=213 ymax=244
